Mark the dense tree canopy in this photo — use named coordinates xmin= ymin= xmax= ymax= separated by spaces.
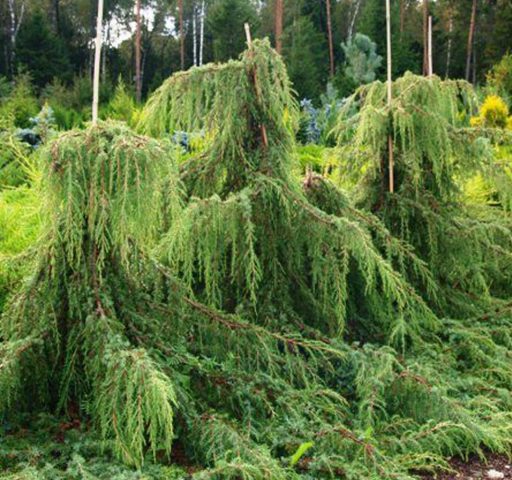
xmin=1 ymin=0 xmax=512 ymax=101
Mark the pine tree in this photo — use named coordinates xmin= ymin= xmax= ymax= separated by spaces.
xmin=207 ymin=0 xmax=259 ymax=62
xmin=341 ymin=33 xmax=382 ymax=85
xmin=281 ymin=16 xmax=326 ymax=100
xmin=15 ymin=10 xmax=71 ymax=88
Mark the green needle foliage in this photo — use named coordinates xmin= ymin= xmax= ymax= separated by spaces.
xmin=2 ymin=43 xmax=512 ymax=480
xmin=1 ymin=123 xmax=179 ymax=468
xmin=336 ymin=73 xmax=512 ymax=316
xmin=141 ymin=40 xmax=433 ymax=343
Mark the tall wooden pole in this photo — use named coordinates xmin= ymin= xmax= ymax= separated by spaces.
xmin=422 ymin=0 xmax=429 ymax=75
xmin=386 ymin=0 xmax=394 ymax=193
xmin=326 ymin=0 xmax=335 ymax=77
xmin=92 ymin=0 xmax=104 ymax=125
xmin=135 ymin=0 xmax=142 ymax=103
xmin=428 ymin=15 xmax=433 ymax=77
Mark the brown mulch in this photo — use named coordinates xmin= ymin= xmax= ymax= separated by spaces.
xmin=421 ymin=453 xmax=512 ymax=479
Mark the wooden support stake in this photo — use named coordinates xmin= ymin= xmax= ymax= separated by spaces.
xmin=428 ymin=15 xmax=433 ymax=77
xmin=92 ymin=0 xmax=104 ymax=125
xmin=386 ymin=0 xmax=394 ymax=193
xmin=244 ymin=23 xmax=269 ymax=149
xmin=244 ymin=22 xmax=252 ymax=46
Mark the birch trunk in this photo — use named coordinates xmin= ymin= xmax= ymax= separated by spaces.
xmin=7 ymin=0 xmax=25 ymax=74
xmin=199 ymin=0 xmax=205 ymax=66
xmin=193 ymin=4 xmax=197 ymax=66
xmin=348 ymin=0 xmax=361 ymax=42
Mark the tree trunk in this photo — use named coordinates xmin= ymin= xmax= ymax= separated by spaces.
xmin=7 ymin=0 xmax=25 ymax=75
xmin=445 ymin=14 xmax=453 ymax=77
xmin=193 ymin=3 xmax=197 ymax=66
xmin=135 ymin=0 xmax=142 ymax=103
xmin=199 ymin=0 xmax=205 ymax=66
xmin=275 ymin=0 xmax=283 ymax=54
xmin=8 ymin=0 xmax=16 ymax=72
xmin=141 ymin=42 xmax=147 ymax=96
xmin=422 ymin=0 xmax=429 ymax=75
xmin=472 ymin=43 xmax=477 ymax=85
xmin=179 ymin=0 xmax=185 ymax=70
xmin=326 ymin=0 xmax=335 ymax=77
xmin=102 ymin=18 xmax=110 ymax=83
xmin=52 ymin=0 xmax=60 ymax=34
xmin=465 ymin=0 xmax=477 ymax=82
xmin=348 ymin=0 xmax=361 ymax=41
xmin=399 ymin=0 xmax=405 ymax=38
xmin=428 ymin=15 xmax=433 ymax=76
xmin=3 ymin=44 xmax=8 ymax=75
xmin=92 ymin=0 xmax=104 ymax=125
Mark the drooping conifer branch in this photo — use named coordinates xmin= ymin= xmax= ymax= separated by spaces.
xmin=141 ymin=40 xmax=435 ymax=345
xmin=0 ymin=122 xmax=180 ymax=468
xmin=335 ymin=73 xmax=512 ymax=316
xmin=3 ymin=43 xmax=512 ymax=480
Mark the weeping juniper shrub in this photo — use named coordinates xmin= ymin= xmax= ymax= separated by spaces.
xmin=140 ymin=40 xmax=434 ymax=343
xmin=141 ymin=41 xmax=512 ymax=478
xmin=335 ymin=73 xmax=512 ymax=317
xmin=0 ymin=122 xmax=181 ymax=468
xmin=3 ymin=43 xmax=512 ymax=479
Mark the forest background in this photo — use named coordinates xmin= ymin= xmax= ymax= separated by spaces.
xmin=2 ymin=0 xmax=512 ymax=121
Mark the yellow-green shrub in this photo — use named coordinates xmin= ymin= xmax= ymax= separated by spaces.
xmin=471 ymin=95 xmax=509 ymax=128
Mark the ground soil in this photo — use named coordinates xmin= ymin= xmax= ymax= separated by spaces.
xmin=422 ymin=453 xmax=512 ymax=479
